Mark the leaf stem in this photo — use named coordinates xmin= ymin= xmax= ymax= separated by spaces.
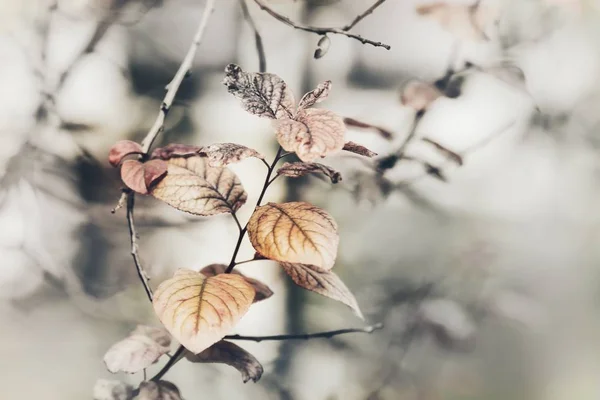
xmin=151 ymin=345 xmax=186 ymax=382
xmin=224 ymin=323 xmax=384 ymax=342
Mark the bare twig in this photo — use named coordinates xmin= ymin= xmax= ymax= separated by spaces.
xmin=342 ymin=0 xmax=388 ymax=31
xmin=224 ymin=323 xmax=384 ymax=342
xmin=252 ymin=0 xmax=390 ymax=50
xmin=126 ymin=193 xmax=154 ymax=302
xmin=239 ymin=0 xmax=267 ymax=73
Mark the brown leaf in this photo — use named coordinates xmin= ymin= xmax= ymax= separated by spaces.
xmin=297 ymin=80 xmax=331 ymax=110
xmin=108 ymin=140 xmax=143 ymax=167
xmin=400 ymin=80 xmax=443 ymax=111
xmin=274 ymin=108 xmax=346 ymax=162
xmin=130 ymin=325 xmax=171 ymax=348
xmin=280 ymin=262 xmax=363 ymax=319
xmin=198 ymin=143 xmax=265 ymax=167
xmin=137 ymin=381 xmax=181 ymax=400
xmin=343 ymin=117 xmax=394 ymax=140
xmin=120 ymin=160 xmax=168 ymax=195
xmin=103 ymin=334 xmax=170 ymax=374
xmin=151 ymin=144 xmax=204 ymax=160
xmin=151 ymin=156 xmax=247 ymax=216
xmin=153 ymin=269 xmax=255 ymax=354
xmin=93 ymin=379 xmax=133 ymax=400
xmin=223 ymin=63 xmax=295 ymax=119
xmin=277 ymin=161 xmax=342 ymax=184
xmin=200 ymin=264 xmax=274 ymax=303
xmin=342 ymin=141 xmax=378 ymax=158
xmin=421 ymin=138 xmax=463 ymax=166
xmin=247 ymin=202 xmax=339 ymax=270
xmin=185 ymin=340 xmax=264 ymax=383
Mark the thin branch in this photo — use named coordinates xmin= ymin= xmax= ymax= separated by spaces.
xmin=232 ymin=212 xmax=243 ymax=233
xmin=151 ymin=346 xmax=186 ymax=382
xmin=126 ymin=193 xmax=154 ymax=302
xmin=252 ymin=0 xmax=390 ymax=50
xmin=239 ymin=0 xmax=267 ymax=73
xmin=342 ymin=0 xmax=388 ymax=31
xmin=225 ymin=323 xmax=384 ymax=342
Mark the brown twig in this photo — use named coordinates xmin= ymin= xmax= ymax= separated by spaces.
xmin=239 ymin=0 xmax=267 ymax=73
xmin=126 ymin=193 xmax=153 ymax=301
xmin=342 ymin=0 xmax=388 ymax=31
xmin=252 ymin=0 xmax=391 ymax=50
xmin=224 ymin=323 xmax=384 ymax=342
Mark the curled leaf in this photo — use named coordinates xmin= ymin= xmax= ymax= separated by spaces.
xmin=120 ymin=159 xmax=168 ymax=195
xmin=198 ymin=143 xmax=265 ymax=167
xmin=343 ymin=117 xmax=394 ymax=140
xmin=223 ymin=63 xmax=295 ymax=119
xmin=400 ymin=80 xmax=443 ymax=111
xmin=151 ymin=156 xmax=247 ymax=216
xmin=275 ymin=108 xmax=346 ymax=162
xmin=247 ymin=202 xmax=339 ymax=270
xmin=277 ymin=161 xmax=342 ymax=184
xmin=137 ymin=381 xmax=181 ymax=400
xmin=421 ymin=138 xmax=463 ymax=166
xmin=297 ymin=81 xmax=331 ymax=110
xmin=200 ymin=264 xmax=274 ymax=303
xmin=103 ymin=334 xmax=170 ymax=374
xmin=151 ymin=144 xmax=204 ymax=160
xmin=342 ymin=141 xmax=378 ymax=157
xmin=153 ymin=269 xmax=255 ymax=354
xmin=185 ymin=340 xmax=264 ymax=383
xmin=280 ymin=262 xmax=363 ymax=319
xmin=108 ymin=140 xmax=143 ymax=167
xmin=93 ymin=379 xmax=133 ymax=400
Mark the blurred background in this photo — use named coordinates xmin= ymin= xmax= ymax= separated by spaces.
xmin=1 ymin=0 xmax=600 ymax=399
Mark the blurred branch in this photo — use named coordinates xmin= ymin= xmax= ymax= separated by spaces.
xmin=252 ymin=0 xmax=391 ymax=50
xmin=342 ymin=0 xmax=388 ymax=31
xmin=239 ymin=0 xmax=267 ymax=73
xmin=224 ymin=323 xmax=384 ymax=342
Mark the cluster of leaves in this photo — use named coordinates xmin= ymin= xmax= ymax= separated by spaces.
xmin=99 ymin=65 xmax=377 ymax=398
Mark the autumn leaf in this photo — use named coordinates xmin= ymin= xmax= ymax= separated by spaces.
xmin=103 ymin=333 xmax=170 ymax=374
xmin=185 ymin=340 xmax=264 ymax=383
xmin=297 ymin=80 xmax=331 ymax=110
xmin=223 ymin=63 xmax=295 ymax=119
xmin=120 ymin=159 xmax=168 ymax=195
xmin=277 ymin=161 xmax=342 ymax=184
xmin=274 ymin=108 xmax=345 ymax=162
xmin=416 ymin=2 xmax=491 ymax=41
xmin=198 ymin=143 xmax=265 ymax=167
xmin=137 ymin=381 xmax=181 ymax=400
xmin=343 ymin=117 xmax=394 ymax=140
xmin=342 ymin=141 xmax=378 ymax=158
xmin=151 ymin=144 xmax=204 ymax=160
xmin=93 ymin=379 xmax=133 ymax=400
xmin=200 ymin=264 xmax=274 ymax=303
xmin=280 ymin=262 xmax=363 ymax=319
xmin=400 ymin=80 xmax=443 ymax=111
xmin=153 ymin=269 xmax=255 ymax=354
xmin=247 ymin=202 xmax=339 ymax=270
xmin=130 ymin=325 xmax=172 ymax=348
xmin=151 ymin=156 xmax=247 ymax=216
xmin=109 ymin=140 xmax=143 ymax=167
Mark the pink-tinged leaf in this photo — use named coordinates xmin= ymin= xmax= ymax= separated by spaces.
xmin=150 ymin=144 xmax=204 ymax=160
xmin=130 ymin=325 xmax=172 ymax=348
xmin=143 ymin=159 xmax=168 ymax=190
xmin=198 ymin=143 xmax=265 ymax=167
xmin=108 ymin=140 xmax=143 ymax=167
xmin=343 ymin=117 xmax=394 ymax=140
xmin=277 ymin=161 xmax=342 ymax=184
xmin=274 ymin=108 xmax=346 ymax=162
xmin=280 ymin=262 xmax=364 ymax=319
xmin=103 ymin=334 xmax=170 ymax=374
xmin=120 ymin=160 xmax=147 ymax=194
xmin=185 ymin=340 xmax=264 ymax=383
xmin=401 ymin=80 xmax=443 ymax=111
xmin=416 ymin=2 xmax=491 ymax=41
xmin=342 ymin=141 xmax=378 ymax=157
xmin=297 ymin=80 xmax=332 ymax=110
xmin=223 ymin=64 xmax=295 ymax=119
xmin=200 ymin=264 xmax=274 ymax=303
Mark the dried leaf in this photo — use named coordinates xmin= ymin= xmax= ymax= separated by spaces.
xmin=343 ymin=117 xmax=394 ymax=140
xmin=277 ymin=161 xmax=342 ymax=184
xmin=247 ymin=202 xmax=339 ymax=270
xmin=280 ymin=262 xmax=363 ymax=319
xmin=400 ymin=80 xmax=443 ymax=111
xmin=120 ymin=159 xmax=168 ymax=195
xmin=342 ymin=141 xmax=378 ymax=157
xmin=153 ymin=269 xmax=255 ymax=354
xmin=200 ymin=264 xmax=274 ymax=303
xmin=297 ymin=81 xmax=331 ymax=110
xmin=421 ymin=138 xmax=463 ymax=166
xmin=151 ymin=156 xmax=247 ymax=216
xmin=185 ymin=340 xmax=264 ymax=383
xmin=93 ymin=379 xmax=133 ymax=400
xmin=275 ymin=108 xmax=345 ymax=162
xmin=198 ymin=143 xmax=265 ymax=167
xmin=108 ymin=140 xmax=143 ymax=167
xmin=137 ymin=381 xmax=181 ymax=400
xmin=103 ymin=334 xmax=170 ymax=374
xmin=151 ymin=144 xmax=204 ymax=160
xmin=223 ymin=63 xmax=295 ymax=119
xmin=130 ymin=325 xmax=171 ymax=348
